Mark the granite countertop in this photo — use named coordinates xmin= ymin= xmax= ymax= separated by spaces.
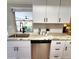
xmin=7 ymin=33 xmax=71 ymax=41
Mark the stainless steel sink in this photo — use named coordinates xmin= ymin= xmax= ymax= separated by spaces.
xmin=9 ymin=34 xmax=30 ymax=38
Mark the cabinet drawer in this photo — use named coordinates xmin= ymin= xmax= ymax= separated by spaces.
xmin=7 ymin=41 xmax=31 ymax=47
xmin=51 ymin=41 xmax=65 ymax=50
xmin=50 ymin=50 xmax=62 ymax=56
xmin=51 ymin=41 xmax=65 ymax=46
xmin=51 ymin=46 xmax=64 ymax=50
xmin=53 ymin=56 xmax=61 ymax=59
xmin=50 ymin=53 xmax=61 ymax=59
xmin=50 ymin=50 xmax=62 ymax=59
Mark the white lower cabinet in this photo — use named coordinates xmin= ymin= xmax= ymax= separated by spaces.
xmin=7 ymin=41 xmax=31 ymax=59
xmin=62 ymin=41 xmax=71 ymax=59
xmin=50 ymin=40 xmax=71 ymax=59
xmin=50 ymin=41 xmax=65 ymax=59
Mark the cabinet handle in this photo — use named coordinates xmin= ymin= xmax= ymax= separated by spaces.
xmin=70 ymin=42 xmax=71 ymax=44
xmin=46 ymin=18 xmax=47 ymax=22
xmin=47 ymin=18 xmax=48 ymax=22
xmin=44 ymin=18 xmax=45 ymax=22
xmin=55 ymin=48 xmax=60 ymax=50
xmin=54 ymin=56 xmax=59 ymax=58
xmin=59 ymin=18 xmax=61 ymax=22
xmin=14 ymin=47 xmax=18 ymax=51
xmin=65 ymin=46 xmax=67 ymax=51
xmin=56 ymin=42 xmax=61 ymax=44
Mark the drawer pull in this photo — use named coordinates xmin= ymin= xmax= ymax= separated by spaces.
xmin=44 ymin=18 xmax=45 ymax=22
xmin=56 ymin=42 xmax=61 ymax=44
xmin=55 ymin=48 xmax=60 ymax=50
xmin=65 ymin=46 xmax=67 ymax=51
xmin=59 ymin=18 xmax=61 ymax=22
xmin=70 ymin=42 xmax=71 ymax=44
xmin=14 ymin=47 xmax=18 ymax=51
xmin=54 ymin=56 xmax=59 ymax=57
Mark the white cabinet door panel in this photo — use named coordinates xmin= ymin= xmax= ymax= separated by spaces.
xmin=33 ymin=5 xmax=46 ymax=23
xmin=33 ymin=0 xmax=46 ymax=23
xmin=64 ymin=41 xmax=71 ymax=58
xmin=18 ymin=47 xmax=31 ymax=57
xmin=59 ymin=0 xmax=71 ymax=23
xmin=62 ymin=41 xmax=71 ymax=59
xmin=47 ymin=0 xmax=60 ymax=23
xmin=7 ymin=47 xmax=17 ymax=57
xmin=7 ymin=41 xmax=31 ymax=59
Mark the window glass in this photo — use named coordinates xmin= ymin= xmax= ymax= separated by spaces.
xmin=15 ymin=12 xmax=32 ymax=32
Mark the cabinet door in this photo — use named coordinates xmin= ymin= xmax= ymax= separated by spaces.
xmin=7 ymin=47 xmax=17 ymax=57
xmin=59 ymin=0 xmax=71 ymax=23
xmin=7 ymin=47 xmax=16 ymax=59
xmin=47 ymin=0 xmax=60 ymax=23
xmin=18 ymin=41 xmax=31 ymax=59
xmin=33 ymin=0 xmax=46 ymax=23
xmin=50 ymin=41 xmax=65 ymax=50
xmin=7 ymin=41 xmax=31 ymax=59
xmin=18 ymin=47 xmax=31 ymax=59
xmin=7 ymin=42 xmax=17 ymax=59
xmin=62 ymin=41 xmax=71 ymax=59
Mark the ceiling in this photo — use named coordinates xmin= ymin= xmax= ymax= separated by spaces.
xmin=7 ymin=0 xmax=32 ymax=4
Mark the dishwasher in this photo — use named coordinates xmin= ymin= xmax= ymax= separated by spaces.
xmin=31 ymin=40 xmax=51 ymax=59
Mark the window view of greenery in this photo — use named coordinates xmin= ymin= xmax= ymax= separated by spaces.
xmin=15 ymin=12 xmax=32 ymax=32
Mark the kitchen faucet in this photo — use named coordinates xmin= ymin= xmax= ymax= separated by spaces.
xmin=22 ymin=27 xmax=26 ymax=33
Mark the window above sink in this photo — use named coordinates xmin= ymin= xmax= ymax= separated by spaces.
xmin=15 ymin=11 xmax=33 ymax=33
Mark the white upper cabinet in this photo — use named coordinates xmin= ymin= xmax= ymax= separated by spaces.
xmin=33 ymin=0 xmax=71 ymax=23
xmin=33 ymin=0 xmax=46 ymax=23
xmin=33 ymin=0 xmax=60 ymax=23
xmin=47 ymin=0 xmax=60 ymax=23
xmin=59 ymin=0 xmax=71 ymax=23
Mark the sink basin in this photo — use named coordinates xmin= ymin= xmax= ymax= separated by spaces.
xmin=9 ymin=34 xmax=30 ymax=38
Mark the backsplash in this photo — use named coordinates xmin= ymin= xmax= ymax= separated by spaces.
xmin=33 ymin=23 xmax=64 ymax=33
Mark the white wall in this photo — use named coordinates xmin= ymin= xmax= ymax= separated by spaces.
xmin=33 ymin=23 xmax=64 ymax=33
xmin=7 ymin=3 xmax=32 ymax=35
xmin=7 ymin=4 xmax=16 ymax=35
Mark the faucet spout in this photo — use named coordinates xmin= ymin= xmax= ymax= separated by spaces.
xmin=22 ymin=27 xmax=26 ymax=33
